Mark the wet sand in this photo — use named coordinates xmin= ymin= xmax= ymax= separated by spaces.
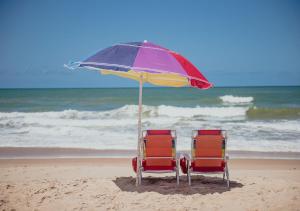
xmin=1 ymin=147 xmax=300 ymax=159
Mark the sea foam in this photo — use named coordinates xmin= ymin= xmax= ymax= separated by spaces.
xmin=220 ymin=95 xmax=254 ymax=104
xmin=1 ymin=105 xmax=300 ymax=152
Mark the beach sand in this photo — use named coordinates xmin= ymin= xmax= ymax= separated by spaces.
xmin=1 ymin=157 xmax=300 ymax=211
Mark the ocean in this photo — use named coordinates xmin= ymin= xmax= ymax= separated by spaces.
xmin=0 ymin=87 xmax=299 ymax=153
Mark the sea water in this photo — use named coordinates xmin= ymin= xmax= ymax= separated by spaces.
xmin=0 ymin=87 xmax=299 ymax=152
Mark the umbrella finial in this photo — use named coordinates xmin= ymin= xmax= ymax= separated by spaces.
xmin=143 ymin=40 xmax=148 ymax=43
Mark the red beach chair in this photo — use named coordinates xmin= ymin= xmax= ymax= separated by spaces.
xmin=180 ymin=130 xmax=230 ymax=187
xmin=132 ymin=130 xmax=179 ymax=185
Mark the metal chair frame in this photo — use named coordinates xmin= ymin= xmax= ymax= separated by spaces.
xmin=186 ymin=130 xmax=230 ymax=188
xmin=138 ymin=130 xmax=180 ymax=185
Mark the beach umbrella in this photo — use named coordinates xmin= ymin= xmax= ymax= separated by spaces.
xmin=65 ymin=40 xmax=213 ymax=185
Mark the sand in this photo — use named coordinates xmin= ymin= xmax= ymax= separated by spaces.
xmin=1 ymin=158 xmax=300 ymax=211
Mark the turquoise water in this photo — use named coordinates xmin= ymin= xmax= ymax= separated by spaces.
xmin=1 ymin=87 xmax=300 ymax=117
xmin=0 ymin=86 xmax=299 ymax=152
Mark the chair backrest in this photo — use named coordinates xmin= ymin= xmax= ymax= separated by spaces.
xmin=147 ymin=130 xmax=171 ymax=135
xmin=197 ymin=130 xmax=222 ymax=135
xmin=192 ymin=130 xmax=226 ymax=167
xmin=144 ymin=130 xmax=175 ymax=157
xmin=143 ymin=130 xmax=176 ymax=166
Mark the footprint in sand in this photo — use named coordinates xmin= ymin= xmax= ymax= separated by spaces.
xmin=0 ymin=199 xmax=8 ymax=207
xmin=6 ymin=184 xmax=14 ymax=189
xmin=64 ymin=191 xmax=73 ymax=195
xmin=39 ymin=196 xmax=51 ymax=204
xmin=34 ymin=188 xmax=48 ymax=194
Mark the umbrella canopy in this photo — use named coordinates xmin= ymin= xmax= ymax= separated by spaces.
xmin=69 ymin=41 xmax=212 ymax=89
xmin=66 ymin=40 xmax=213 ymax=185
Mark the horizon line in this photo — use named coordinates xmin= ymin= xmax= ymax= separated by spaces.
xmin=0 ymin=85 xmax=300 ymax=89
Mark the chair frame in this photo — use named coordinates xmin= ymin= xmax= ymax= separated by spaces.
xmin=138 ymin=130 xmax=180 ymax=185
xmin=186 ymin=130 xmax=230 ymax=188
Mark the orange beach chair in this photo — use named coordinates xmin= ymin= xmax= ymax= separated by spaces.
xmin=132 ymin=130 xmax=179 ymax=185
xmin=180 ymin=130 xmax=230 ymax=187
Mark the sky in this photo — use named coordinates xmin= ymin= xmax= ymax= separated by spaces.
xmin=0 ymin=0 xmax=299 ymax=88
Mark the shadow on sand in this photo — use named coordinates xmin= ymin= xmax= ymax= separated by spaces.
xmin=113 ymin=175 xmax=243 ymax=195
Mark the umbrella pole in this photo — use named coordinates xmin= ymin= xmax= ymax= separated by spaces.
xmin=136 ymin=74 xmax=143 ymax=186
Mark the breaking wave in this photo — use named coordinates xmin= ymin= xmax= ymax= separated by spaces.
xmin=0 ymin=105 xmax=249 ymax=123
xmin=220 ymin=95 xmax=254 ymax=104
xmin=0 ymin=105 xmax=300 ymax=152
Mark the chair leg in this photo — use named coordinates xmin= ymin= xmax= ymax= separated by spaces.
xmin=175 ymin=160 xmax=179 ymax=185
xmin=136 ymin=173 xmax=139 ymax=186
xmin=176 ymin=168 xmax=179 ymax=186
xmin=139 ymin=169 xmax=142 ymax=185
xmin=186 ymin=160 xmax=191 ymax=186
xmin=225 ymin=164 xmax=230 ymax=188
xmin=188 ymin=168 xmax=191 ymax=186
xmin=135 ymin=160 xmax=139 ymax=186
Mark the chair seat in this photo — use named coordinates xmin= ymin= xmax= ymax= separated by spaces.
xmin=191 ymin=166 xmax=225 ymax=172
xmin=132 ymin=157 xmax=176 ymax=173
xmin=143 ymin=165 xmax=176 ymax=171
xmin=191 ymin=160 xmax=225 ymax=172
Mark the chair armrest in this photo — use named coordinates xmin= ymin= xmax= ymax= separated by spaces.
xmin=176 ymin=153 xmax=182 ymax=160
xmin=226 ymin=155 xmax=229 ymax=160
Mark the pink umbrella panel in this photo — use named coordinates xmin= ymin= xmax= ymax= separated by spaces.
xmin=74 ymin=41 xmax=213 ymax=89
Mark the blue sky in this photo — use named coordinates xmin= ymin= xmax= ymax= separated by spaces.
xmin=0 ymin=0 xmax=299 ymax=88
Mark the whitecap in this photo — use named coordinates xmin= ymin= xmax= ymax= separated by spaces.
xmin=220 ymin=95 xmax=254 ymax=104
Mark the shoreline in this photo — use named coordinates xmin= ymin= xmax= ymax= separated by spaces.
xmin=1 ymin=158 xmax=299 ymax=169
xmin=0 ymin=146 xmax=300 ymax=159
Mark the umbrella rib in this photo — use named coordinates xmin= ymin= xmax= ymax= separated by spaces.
xmin=80 ymin=62 xmax=132 ymax=69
